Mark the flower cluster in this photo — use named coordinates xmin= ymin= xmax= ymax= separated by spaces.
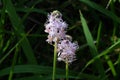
xmin=57 ymin=35 xmax=79 ymax=63
xmin=45 ymin=10 xmax=79 ymax=63
xmin=44 ymin=10 xmax=68 ymax=44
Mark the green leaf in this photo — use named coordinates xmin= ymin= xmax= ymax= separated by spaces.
xmin=14 ymin=76 xmax=47 ymax=80
xmin=104 ymin=55 xmax=117 ymax=77
xmin=4 ymin=0 xmax=37 ymax=64
xmin=96 ymin=21 xmax=102 ymax=48
xmin=79 ymin=0 xmax=120 ymax=24
xmin=0 ymin=65 xmax=53 ymax=77
xmin=85 ymin=39 xmax=120 ymax=72
xmin=0 ymin=65 xmax=100 ymax=80
xmin=16 ymin=7 xmax=47 ymax=15
xmin=80 ymin=11 xmax=106 ymax=78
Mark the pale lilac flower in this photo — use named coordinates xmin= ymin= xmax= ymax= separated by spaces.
xmin=57 ymin=35 xmax=79 ymax=63
xmin=45 ymin=10 xmax=79 ymax=63
xmin=44 ymin=10 xmax=68 ymax=44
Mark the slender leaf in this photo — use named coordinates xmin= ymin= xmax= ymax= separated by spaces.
xmin=79 ymin=0 xmax=120 ymax=24
xmin=0 ymin=65 xmax=100 ymax=80
xmin=16 ymin=8 xmax=47 ymax=15
xmin=96 ymin=21 xmax=102 ymax=48
xmin=5 ymin=0 xmax=37 ymax=64
xmin=104 ymin=55 xmax=117 ymax=77
xmin=80 ymin=11 xmax=106 ymax=78
xmin=84 ymin=39 xmax=120 ymax=71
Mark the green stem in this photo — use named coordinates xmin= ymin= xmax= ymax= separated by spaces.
xmin=8 ymin=47 xmax=18 ymax=80
xmin=52 ymin=41 xmax=57 ymax=80
xmin=66 ymin=60 xmax=69 ymax=80
xmin=116 ymin=52 xmax=120 ymax=79
xmin=106 ymin=0 xmax=112 ymax=9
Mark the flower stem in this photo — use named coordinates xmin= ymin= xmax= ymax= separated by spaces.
xmin=52 ymin=41 xmax=57 ymax=80
xmin=8 ymin=47 xmax=18 ymax=80
xmin=66 ymin=60 xmax=69 ymax=80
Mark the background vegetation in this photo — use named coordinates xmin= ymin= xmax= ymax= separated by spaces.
xmin=0 ymin=0 xmax=120 ymax=80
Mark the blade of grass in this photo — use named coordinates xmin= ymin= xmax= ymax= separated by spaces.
xmin=79 ymin=0 xmax=120 ymax=24
xmin=16 ymin=7 xmax=47 ymax=16
xmin=96 ymin=21 xmax=116 ymax=77
xmin=96 ymin=21 xmax=102 ymax=48
xmin=14 ymin=74 xmax=100 ymax=80
xmin=0 ymin=65 xmax=54 ymax=77
xmin=8 ymin=47 xmax=19 ymax=80
xmin=2 ymin=39 xmax=11 ymax=53
xmin=0 ymin=0 xmax=6 ymax=50
xmin=0 ymin=65 xmax=101 ymax=80
xmin=0 ymin=34 xmax=25 ymax=64
xmin=110 ymin=0 xmax=118 ymax=43
xmin=14 ymin=76 xmax=47 ymax=80
xmin=116 ymin=52 xmax=120 ymax=79
xmin=0 ymin=0 xmax=5 ymax=27
xmin=106 ymin=0 xmax=112 ymax=9
xmin=79 ymin=11 xmax=106 ymax=78
xmin=104 ymin=55 xmax=117 ymax=77
xmin=83 ymin=39 xmax=120 ymax=72
xmin=104 ymin=0 xmax=117 ymax=78
xmin=4 ymin=0 xmax=37 ymax=64
xmin=0 ymin=23 xmax=37 ymax=64
xmin=96 ymin=22 xmax=117 ymax=77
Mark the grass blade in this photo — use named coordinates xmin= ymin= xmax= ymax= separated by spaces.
xmin=0 ymin=65 xmax=101 ymax=80
xmin=0 ymin=0 xmax=6 ymax=50
xmin=5 ymin=0 xmax=37 ymax=64
xmin=79 ymin=0 xmax=120 ymax=24
xmin=79 ymin=11 xmax=106 ymax=78
xmin=104 ymin=55 xmax=117 ymax=77
xmin=96 ymin=21 xmax=102 ymax=48
xmin=84 ymin=39 xmax=120 ymax=72
xmin=8 ymin=47 xmax=19 ymax=80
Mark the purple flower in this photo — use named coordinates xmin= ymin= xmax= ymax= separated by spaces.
xmin=57 ymin=35 xmax=79 ymax=63
xmin=44 ymin=10 xmax=68 ymax=44
xmin=45 ymin=10 xmax=79 ymax=63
